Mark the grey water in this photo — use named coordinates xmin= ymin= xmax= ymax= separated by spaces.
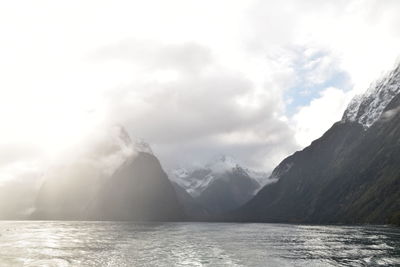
xmin=0 ymin=221 xmax=399 ymax=266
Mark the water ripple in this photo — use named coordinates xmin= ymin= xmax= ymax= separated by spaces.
xmin=0 ymin=221 xmax=399 ymax=266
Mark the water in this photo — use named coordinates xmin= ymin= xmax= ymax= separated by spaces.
xmin=0 ymin=221 xmax=399 ymax=266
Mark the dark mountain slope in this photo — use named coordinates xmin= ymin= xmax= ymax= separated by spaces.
xmin=89 ymin=152 xmax=185 ymax=221
xmin=233 ymin=65 xmax=400 ymax=224
xmin=195 ymin=166 xmax=260 ymax=215
xmin=318 ymin=93 xmax=400 ymax=224
xmin=234 ymin=121 xmax=364 ymax=223
xmin=171 ymin=182 xmax=209 ymax=219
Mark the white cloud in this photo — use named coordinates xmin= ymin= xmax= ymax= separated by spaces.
xmin=292 ymin=87 xmax=351 ymax=147
xmin=0 ymin=0 xmax=399 ymax=185
xmin=94 ymin=40 xmax=298 ymax=171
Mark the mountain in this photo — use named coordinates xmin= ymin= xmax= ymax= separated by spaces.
xmin=195 ymin=165 xmax=260 ymax=215
xmin=171 ymin=181 xmax=209 ymax=219
xmin=88 ymin=152 xmax=185 ymax=221
xmin=343 ymin=64 xmax=400 ymax=128
xmin=32 ymin=126 xmax=185 ymax=221
xmin=232 ymin=63 xmax=400 ymax=224
xmin=170 ymin=156 xmax=269 ymax=215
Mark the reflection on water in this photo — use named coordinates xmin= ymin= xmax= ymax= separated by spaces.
xmin=0 ymin=221 xmax=399 ymax=266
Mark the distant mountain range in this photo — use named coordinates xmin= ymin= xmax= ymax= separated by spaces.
xmin=169 ymin=156 xmax=270 ymax=217
xmin=230 ymin=63 xmax=400 ymax=225
xmin=9 ymin=64 xmax=400 ymax=225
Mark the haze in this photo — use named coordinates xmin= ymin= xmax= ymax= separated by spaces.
xmin=1 ymin=0 xmax=400 ymax=186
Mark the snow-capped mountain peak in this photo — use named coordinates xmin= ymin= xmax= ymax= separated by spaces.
xmin=169 ymin=155 xmax=271 ymax=197
xmin=342 ymin=63 xmax=400 ymax=128
xmin=170 ymin=167 xmax=214 ymax=197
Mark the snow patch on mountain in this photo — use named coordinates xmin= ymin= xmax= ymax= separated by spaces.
xmin=342 ymin=63 xmax=400 ymax=128
xmin=169 ymin=155 xmax=270 ymax=197
xmin=170 ymin=167 xmax=214 ymax=197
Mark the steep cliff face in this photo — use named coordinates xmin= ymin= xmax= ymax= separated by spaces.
xmin=343 ymin=64 xmax=400 ymax=128
xmin=234 ymin=64 xmax=400 ymax=224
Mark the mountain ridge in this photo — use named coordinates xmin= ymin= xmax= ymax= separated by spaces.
xmin=169 ymin=156 xmax=270 ymax=216
xmin=229 ymin=62 xmax=400 ymax=224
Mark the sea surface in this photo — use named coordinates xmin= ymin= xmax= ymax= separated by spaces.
xmin=0 ymin=221 xmax=399 ymax=266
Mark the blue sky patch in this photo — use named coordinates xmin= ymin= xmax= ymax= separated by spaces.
xmin=283 ymin=49 xmax=352 ymax=116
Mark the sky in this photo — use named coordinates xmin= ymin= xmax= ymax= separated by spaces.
xmin=1 ymin=0 xmax=400 ymax=188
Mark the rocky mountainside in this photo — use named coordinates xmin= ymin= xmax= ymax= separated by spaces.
xmin=32 ymin=126 xmax=185 ymax=221
xmin=170 ymin=156 xmax=269 ymax=216
xmin=232 ymin=63 xmax=400 ymax=224
xmin=343 ymin=64 xmax=400 ymax=128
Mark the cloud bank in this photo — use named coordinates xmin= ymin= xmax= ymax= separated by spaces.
xmin=0 ymin=0 xmax=399 ymax=187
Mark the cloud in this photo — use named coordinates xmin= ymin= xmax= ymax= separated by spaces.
xmin=382 ymin=106 xmax=400 ymax=121
xmin=96 ymin=41 xmax=214 ymax=74
xmin=0 ymin=0 xmax=399 ymax=187
xmin=292 ymin=87 xmax=351 ymax=147
xmin=0 ymin=164 xmax=42 ymax=219
xmin=0 ymin=125 xmax=138 ymax=219
xmin=95 ymin=40 xmax=299 ymax=170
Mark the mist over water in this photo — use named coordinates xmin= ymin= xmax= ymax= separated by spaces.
xmin=1 ymin=221 xmax=399 ymax=267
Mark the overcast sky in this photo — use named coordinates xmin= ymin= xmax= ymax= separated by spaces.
xmin=1 ymin=0 xmax=400 ymax=183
